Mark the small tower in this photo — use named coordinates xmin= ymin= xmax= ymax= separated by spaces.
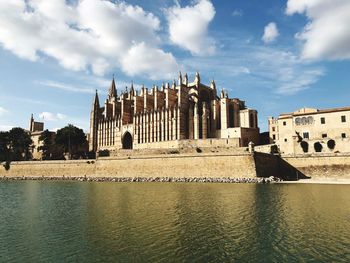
xmin=130 ymin=81 xmax=135 ymax=97
xmin=210 ymin=79 xmax=216 ymax=90
xmin=183 ymin=73 xmax=188 ymax=86
xmin=28 ymin=114 xmax=44 ymax=132
xmin=29 ymin=114 xmax=34 ymax=132
xmin=108 ymin=76 xmax=117 ymax=99
xmin=89 ymin=90 xmax=100 ymax=152
xmin=194 ymin=71 xmax=200 ymax=85
xmin=220 ymin=89 xmax=225 ymax=99
xmin=140 ymin=84 xmax=145 ymax=96
xmin=178 ymin=71 xmax=182 ymax=86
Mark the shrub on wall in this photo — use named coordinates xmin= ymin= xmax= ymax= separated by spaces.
xmin=98 ymin=149 xmax=110 ymax=157
xmin=270 ymin=145 xmax=279 ymax=154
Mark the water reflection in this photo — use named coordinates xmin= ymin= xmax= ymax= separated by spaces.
xmin=0 ymin=182 xmax=349 ymax=262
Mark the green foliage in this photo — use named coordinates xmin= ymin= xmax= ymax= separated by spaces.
xmin=270 ymin=145 xmax=279 ymax=154
xmin=3 ymin=161 xmax=10 ymax=171
xmin=0 ymin=128 xmax=33 ymax=162
xmin=55 ymin=124 xmax=87 ymax=159
xmin=98 ymin=149 xmax=110 ymax=157
xmin=38 ymin=129 xmax=54 ymax=160
xmin=0 ymin=131 xmax=9 ymax=162
xmin=9 ymin=128 xmax=33 ymax=161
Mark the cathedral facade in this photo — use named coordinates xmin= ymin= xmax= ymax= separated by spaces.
xmin=89 ymin=72 xmax=259 ymax=152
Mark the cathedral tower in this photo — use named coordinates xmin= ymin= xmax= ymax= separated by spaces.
xmin=89 ymin=90 xmax=100 ymax=152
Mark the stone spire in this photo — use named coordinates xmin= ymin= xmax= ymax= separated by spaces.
xmin=178 ymin=71 xmax=182 ymax=86
xmin=183 ymin=73 xmax=188 ymax=85
xmin=130 ymin=81 xmax=135 ymax=96
xmin=220 ymin=88 xmax=225 ymax=99
xmin=210 ymin=79 xmax=216 ymax=90
xmin=172 ymin=79 xmax=176 ymax=89
xmin=195 ymin=71 xmax=200 ymax=84
xmin=93 ymin=89 xmax=100 ymax=108
xmin=90 ymin=90 xmax=100 ymax=153
xmin=108 ymin=76 xmax=117 ymax=98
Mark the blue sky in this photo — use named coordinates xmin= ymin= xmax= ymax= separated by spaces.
xmin=0 ymin=0 xmax=350 ymax=132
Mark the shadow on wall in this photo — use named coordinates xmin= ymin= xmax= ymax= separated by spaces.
xmin=254 ymin=152 xmax=310 ymax=181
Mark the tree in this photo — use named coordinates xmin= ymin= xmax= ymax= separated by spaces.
xmin=38 ymin=129 xmax=54 ymax=160
xmin=0 ymin=131 xmax=10 ymax=162
xmin=55 ymin=124 xmax=87 ymax=159
xmin=8 ymin=127 xmax=33 ymax=161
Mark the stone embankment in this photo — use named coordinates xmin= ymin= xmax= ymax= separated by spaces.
xmin=3 ymin=150 xmax=349 ymax=183
xmin=0 ymin=153 xmax=259 ymax=179
xmin=0 ymin=176 xmax=282 ymax=183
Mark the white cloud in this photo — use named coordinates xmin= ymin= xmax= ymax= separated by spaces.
xmin=0 ymin=0 xmax=178 ymax=79
xmin=286 ymin=0 xmax=350 ymax=60
xmin=166 ymin=0 xmax=216 ymax=56
xmin=0 ymin=106 xmax=8 ymax=116
xmin=39 ymin=112 xmax=66 ymax=121
xmin=232 ymin=9 xmax=243 ymax=17
xmin=252 ymin=48 xmax=324 ymax=94
xmin=262 ymin=22 xmax=279 ymax=43
xmin=121 ymin=42 xmax=179 ymax=80
xmin=181 ymin=44 xmax=324 ymax=95
xmin=37 ymin=80 xmax=95 ymax=94
xmin=277 ymin=69 xmax=324 ymax=94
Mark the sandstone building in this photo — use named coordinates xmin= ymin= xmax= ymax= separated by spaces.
xmin=89 ymin=72 xmax=259 ymax=152
xmin=28 ymin=114 xmax=51 ymax=159
xmin=269 ymin=107 xmax=350 ymax=155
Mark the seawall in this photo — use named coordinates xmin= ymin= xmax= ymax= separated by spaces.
xmin=0 ymin=153 xmax=257 ymax=179
xmin=2 ymin=152 xmax=350 ymax=181
xmin=282 ymin=154 xmax=350 ymax=179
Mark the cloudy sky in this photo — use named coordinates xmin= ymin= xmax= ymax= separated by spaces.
xmin=0 ymin=0 xmax=350 ymax=132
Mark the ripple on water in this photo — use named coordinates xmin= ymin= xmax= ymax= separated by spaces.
xmin=0 ymin=182 xmax=349 ymax=262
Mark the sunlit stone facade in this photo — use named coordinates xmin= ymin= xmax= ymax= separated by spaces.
xmin=89 ymin=72 xmax=259 ymax=152
xmin=269 ymin=107 xmax=350 ymax=155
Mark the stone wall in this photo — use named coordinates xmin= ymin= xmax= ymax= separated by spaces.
xmin=3 ymin=152 xmax=350 ymax=181
xmin=132 ymin=138 xmax=241 ymax=150
xmin=282 ymin=154 xmax=350 ymax=179
xmin=1 ymin=153 xmax=257 ymax=179
xmin=254 ymin=144 xmax=275 ymax=154
xmin=253 ymin=151 xmax=350 ymax=180
xmin=253 ymin=153 xmax=280 ymax=178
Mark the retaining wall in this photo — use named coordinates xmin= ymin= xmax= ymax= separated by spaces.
xmin=2 ymin=152 xmax=350 ymax=181
xmin=0 ymin=153 xmax=257 ymax=179
xmin=282 ymin=154 xmax=350 ymax=179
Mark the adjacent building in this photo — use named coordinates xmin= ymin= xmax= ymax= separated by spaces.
xmin=28 ymin=114 xmax=55 ymax=160
xmin=89 ymin=72 xmax=259 ymax=153
xmin=269 ymin=107 xmax=350 ymax=155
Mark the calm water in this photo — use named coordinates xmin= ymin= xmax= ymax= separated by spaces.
xmin=0 ymin=181 xmax=349 ymax=262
